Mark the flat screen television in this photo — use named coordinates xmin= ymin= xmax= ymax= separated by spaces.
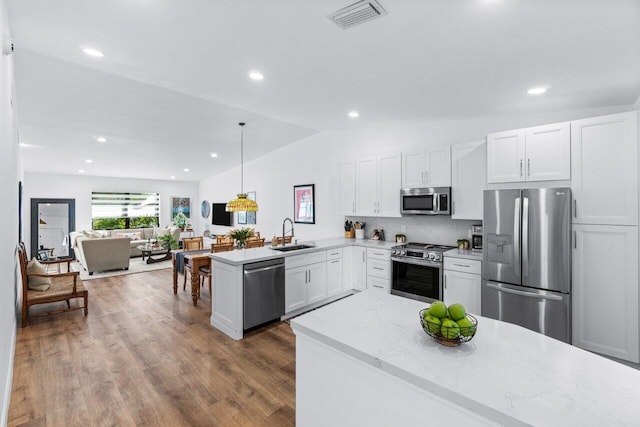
xmin=212 ymin=203 xmax=233 ymax=226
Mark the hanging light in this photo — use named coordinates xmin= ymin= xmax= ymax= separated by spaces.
xmin=226 ymin=122 xmax=259 ymax=212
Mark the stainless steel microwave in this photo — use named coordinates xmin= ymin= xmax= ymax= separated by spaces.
xmin=400 ymin=187 xmax=451 ymax=215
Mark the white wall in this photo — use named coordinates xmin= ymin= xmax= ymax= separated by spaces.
xmin=23 ymin=173 xmax=198 ymax=253
xmin=0 ymin=0 xmax=20 ymax=423
xmin=199 ymin=104 xmax=634 ymax=245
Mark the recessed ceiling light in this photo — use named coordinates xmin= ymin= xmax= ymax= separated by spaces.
xmin=183 ymin=168 xmax=190 ymax=172
xmin=19 ymin=143 xmax=43 ymax=148
xmin=527 ymin=87 xmax=548 ymax=95
xmin=348 ymin=111 xmax=360 ymax=118
xmin=85 ymin=159 xmax=93 ymax=163
xmin=248 ymin=71 xmax=264 ymax=81
xmin=170 ymin=176 xmax=176 ymax=180
xmin=82 ymin=47 xmax=104 ymax=58
xmin=95 ymin=136 xmax=107 ymax=143
xmin=78 ymin=169 xmax=85 ymax=173
xmin=210 ymin=153 xmax=218 ymax=158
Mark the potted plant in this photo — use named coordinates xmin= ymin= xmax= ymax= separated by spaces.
xmin=228 ymin=227 xmax=255 ymax=249
xmin=157 ymin=234 xmax=179 ymax=250
xmin=173 ymin=211 xmax=189 ymax=231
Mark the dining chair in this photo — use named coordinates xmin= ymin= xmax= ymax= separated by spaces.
xmin=200 ymin=242 xmax=234 ymax=296
xmin=245 ymin=238 xmax=265 ymax=248
xmin=182 ymin=237 xmax=204 ymax=290
xmin=274 ymin=236 xmax=293 ymax=245
xmin=216 ymin=236 xmax=234 ymax=244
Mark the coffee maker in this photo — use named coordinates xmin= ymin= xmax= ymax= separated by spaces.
xmin=471 ymin=224 xmax=483 ymax=250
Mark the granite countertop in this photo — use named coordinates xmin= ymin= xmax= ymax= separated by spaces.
xmin=210 ymin=237 xmax=397 ymax=265
xmin=291 ymin=291 xmax=640 ymax=426
xmin=444 ymin=248 xmax=483 ymax=261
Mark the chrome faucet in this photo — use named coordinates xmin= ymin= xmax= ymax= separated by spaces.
xmin=282 ymin=217 xmax=294 ymax=246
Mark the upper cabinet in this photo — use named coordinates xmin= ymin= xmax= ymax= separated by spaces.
xmin=451 ymin=140 xmax=485 ymax=220
xmin=487 ymin=122 xmax=570 ymax=183
xmin=571 ymin=111 xmax=638 ymax=226
xmin=351 ymin=153 xmax=401 ymax=217
xmin=402 ymin=146 xmax=451 ymax=188
xmin=337 ymin=160 xmax=356 ymax=215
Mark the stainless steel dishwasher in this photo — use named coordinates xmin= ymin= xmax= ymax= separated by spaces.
xmin=243 ymin=258 xmax=285 ymax=330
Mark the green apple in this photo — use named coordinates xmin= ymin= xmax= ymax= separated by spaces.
xmin=424 ymin=315 xmax=441 ymax=334
xmin=422 ymin=308 xmax=432 ymax=319
xmin=456 ymin=317 xmax=476 ymax=337
xmin=441 ymin=319 xmax=460 ymax=339
xmin=448 ymin=303 xmax=466 ymax=321
xmin=429 ymin=301 xmax=448 ymax=318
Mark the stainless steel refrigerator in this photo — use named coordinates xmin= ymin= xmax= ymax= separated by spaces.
xmin=482 ymin=188 xmax=571 ymax=343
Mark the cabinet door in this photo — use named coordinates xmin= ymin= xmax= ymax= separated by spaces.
xmin=525 ymin=122 xmax=570 ymax=181
xmin=401 ymin=150 xmax=425 ymax=188
xmin=572 ymin=224 xmax=639 ymax=362
xmin=426 ymin=146 xmax=451 ymax=187
xmin=326 ymin=258 xmax=343 ymax=297
xmin=451 ymin=140 xmax=485 ymax=220
xmin=377 ymin=153 xmax=402 ymax=217
xmin=285 ymin=266 xmax=308 ymax=313
xmin=338 ymin=160 xmax=356 ymax=215
xmin=352 ymin=246 xmax=367 ymax=291
xmin=356 ymin=157 xmax=377 ymax=216
xmin=443 ymin=270 xmax=481 ymax=315
xmin=487 ymin=129 xmax=525 ymax=183
xmin=571 ymin=111 xmax=638 ymax=225
xmin=307 ymin=262 xmax=328 ymax=304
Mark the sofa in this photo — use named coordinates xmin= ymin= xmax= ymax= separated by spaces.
xmin=70 ymin=226 xmax=181 ymax=274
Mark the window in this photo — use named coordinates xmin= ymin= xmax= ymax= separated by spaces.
xmin=91 ymin=192 xmax=159 ymax=230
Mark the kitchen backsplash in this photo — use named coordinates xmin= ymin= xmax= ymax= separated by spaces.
xmin=345 ymin=216 xmax=480 ymax=246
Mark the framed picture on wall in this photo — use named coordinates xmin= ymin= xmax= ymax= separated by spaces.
xmin=237 ymin=211 xmax=247 ymax=224
xmin=171 ymin=197 xmax=191 ymax=219
xmin=246 ymin=191 xmax=256 ymax=225
xmin=294 ymin=184 xmax=315 ymax=224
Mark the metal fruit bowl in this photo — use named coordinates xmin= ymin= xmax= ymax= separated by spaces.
xmin=419 ymin=308 xmax=478 ymax=347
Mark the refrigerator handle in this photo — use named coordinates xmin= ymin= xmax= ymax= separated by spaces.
xmin=514 ymin=197 xmax=521 ymax=277
xmin=485 ymin=282 xmax=563 ymax=301
xmin=522 ymin=196 xmax=529 ymax=274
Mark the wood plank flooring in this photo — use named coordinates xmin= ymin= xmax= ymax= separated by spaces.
xmin=8 ymin=268 xmax=296 ymax=426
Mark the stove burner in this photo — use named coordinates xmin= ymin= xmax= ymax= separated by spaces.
xmin=391 ymin=242 xmax=455 ymax=262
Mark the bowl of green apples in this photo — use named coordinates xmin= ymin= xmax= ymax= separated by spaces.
xmin=419 ymin=301 xmax=478 ymax=347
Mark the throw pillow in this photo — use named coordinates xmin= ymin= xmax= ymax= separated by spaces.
xmin=26 ymin=259 xmax=51 ymax=291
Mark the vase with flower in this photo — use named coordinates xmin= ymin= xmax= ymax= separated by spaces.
xmin=228 ymin=227 xmax=255 ymax=249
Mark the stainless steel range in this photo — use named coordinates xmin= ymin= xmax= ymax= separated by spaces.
xmin=390 ymin=242 xmax=455 ymax=303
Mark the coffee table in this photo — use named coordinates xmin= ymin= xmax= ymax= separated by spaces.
xmin=138 ymin=245 xmax=172 ymax=264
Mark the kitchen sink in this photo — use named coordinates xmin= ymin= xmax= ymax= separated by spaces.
xmin=270 ymin=244 xmax=315 ymax=252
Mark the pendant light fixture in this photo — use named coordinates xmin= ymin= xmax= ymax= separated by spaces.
xmin=226 ymin=122 xmax=259 ymax=212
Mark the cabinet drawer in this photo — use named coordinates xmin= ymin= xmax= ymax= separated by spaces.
xmin=366 ymin=248 xmax=390 ymax=261
xmin=367 ymin=258 xmax=390 ymax=279
xmin=367 ymin=275 xmax=389 ymax=292
xmin=326 ymin=248 xmax=343 ymax=260
xmin=286 ymin=250 xmax=327 ymax=269
xmin=444 ymin=257 xmax=481 ymax=275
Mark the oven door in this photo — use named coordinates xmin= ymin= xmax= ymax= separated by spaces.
xmin=390 ymin=257 xmax=442 ymax=303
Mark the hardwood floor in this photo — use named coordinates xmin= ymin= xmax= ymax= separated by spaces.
xmin=8 ymin=268 xmax=296 ymax=426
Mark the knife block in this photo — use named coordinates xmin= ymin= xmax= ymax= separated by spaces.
xmin=345 ymin=229 xmax=355 ymax=238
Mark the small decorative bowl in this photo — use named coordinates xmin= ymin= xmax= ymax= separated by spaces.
xmin=419 ymin=308 xmax=478 ymax=347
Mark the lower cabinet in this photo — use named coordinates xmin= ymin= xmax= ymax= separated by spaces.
xmin=352 ymin=246 xmax=367 ymax=291
xmin=572 ymin=224 xmax=639 ymax=363
xmin=285 ymin=251 xmax=328 ymax=313
xmin=326 ymin=251 xmax=344 ymax=298
xmin=366 ymin=248 xmax=390 ymax=292
xmin=443 ymin=257 xmax=481 ymax=314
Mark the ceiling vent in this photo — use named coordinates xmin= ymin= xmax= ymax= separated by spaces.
xmin=329 ymin=0 xmax=388 ymax=30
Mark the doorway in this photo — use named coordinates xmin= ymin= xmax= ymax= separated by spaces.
xmin=30 ymin=198 xmax=76 ymax=260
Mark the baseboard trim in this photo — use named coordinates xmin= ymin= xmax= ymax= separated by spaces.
xmin=1 ymin=320 xmax=16 ymax=427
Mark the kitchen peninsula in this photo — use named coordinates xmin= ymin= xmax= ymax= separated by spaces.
xmin=209 ymin=237 xmax=396 ymax=340
xmin=291 ymin=291 xmax=640 ymax=426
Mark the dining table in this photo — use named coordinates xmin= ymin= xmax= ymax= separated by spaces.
xmin=171 ymin=249 xmax=210 ymax=306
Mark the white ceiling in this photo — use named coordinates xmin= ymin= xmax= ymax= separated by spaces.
xmin=8 ymin=0 xmax=640 ymax=181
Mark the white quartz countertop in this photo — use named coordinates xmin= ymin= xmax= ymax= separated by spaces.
xmin=444 ymin=248 xmax=483 ymax=260
xmin=210 ymin=237 xmax=397 ymax=265
xmin=291 ymin=291 xmax=640 ymax=426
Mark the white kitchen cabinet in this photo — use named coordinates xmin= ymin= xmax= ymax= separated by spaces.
xmin=337 ymin=160 xmax=356 ymax=215
xmin=451 ymin=140 xmax=485 ymax=220
xmin=326 ymin=248 xmax=344 ymax=297
xmin=366 ymin=248 xmax=390 ymax=292
xmin=572 ymin=224 xmax=639 ymax=363
xmin=356 ymin=153 xmax=401 ymax=217
xmin=402 ymin=146 xmax=451 ymax=188
xmin=443 ymin=257 xmax=481 ymax=315
xmin=352 ymin=246 xmax=367 ymax=291
xmin=487 ymin=122 xmax=570 ymax=183
xmin=571 ymin=111 xmax=638 ymax=226
xmin=285 ymin=251 xmax=328 ymax=313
